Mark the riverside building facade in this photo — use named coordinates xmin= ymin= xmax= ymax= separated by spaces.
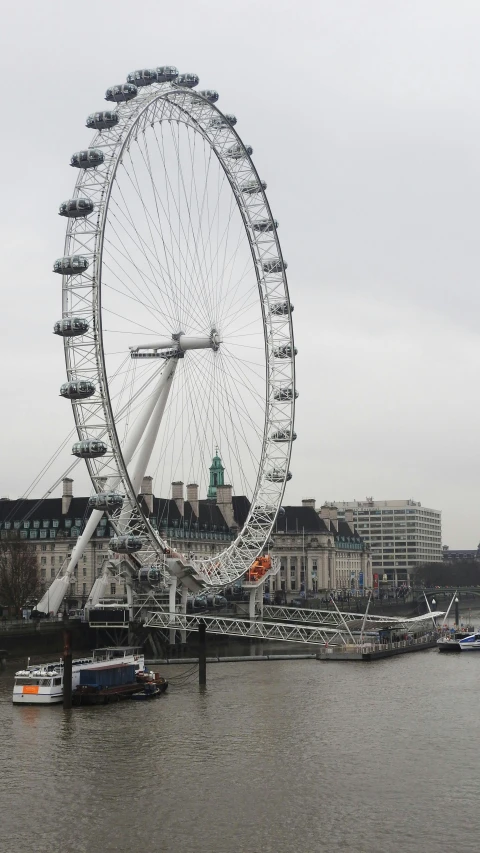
xmin=324 ymin=498 xmax=442 ymax=584
xmin=266 ymin=500 xmax=371 ymax=597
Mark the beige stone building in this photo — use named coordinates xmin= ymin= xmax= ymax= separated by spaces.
xmin=266 ymin=500 xmax=371 ymax=596
xmin=0 ymin=457 xmax=370 ymax=607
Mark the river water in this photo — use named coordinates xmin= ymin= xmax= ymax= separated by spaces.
xmin=1 ymin=636 xmax=479 ymax=853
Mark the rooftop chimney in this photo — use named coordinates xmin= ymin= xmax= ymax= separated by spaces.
xmin=141 ymin=475 xmax=153 ymax=514
xmin=217 ymin=484 xmax=234 ymax=528
xmin=172 ymin=481 xmax=184 ymax=516
xmin=319 ymin=505 xmax=331 ymax=531
xmin=62 ymin=478 xmax=73 ymax=515
xmin=186 ymin=483 xmax=199 ymax=518
xmin=345 ymin=508 xmax=354 ymax=530
xmin=302 ymin=498 xmax=316 ymax=509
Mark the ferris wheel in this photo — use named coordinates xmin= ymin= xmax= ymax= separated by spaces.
xmin=55 ymin=65 xmax=296 ymax=592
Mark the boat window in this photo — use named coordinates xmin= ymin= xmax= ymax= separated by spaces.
xmin=54 ymin=677 xmax=62 ymax=685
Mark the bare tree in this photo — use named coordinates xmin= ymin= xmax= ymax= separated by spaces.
xmin=0 ymin=535 xmax=40 ymax=615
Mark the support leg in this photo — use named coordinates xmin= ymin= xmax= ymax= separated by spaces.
xmin=249 ymin=587 xmax=257 ymax=620
xmin=180 ymin=586 xmax=188 ymax=644
xmin=169 ymin=577 xmax=178 ymax=646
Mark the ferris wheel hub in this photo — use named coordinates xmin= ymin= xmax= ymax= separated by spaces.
xmin=129 ymin=329 xmax=222 ymax=358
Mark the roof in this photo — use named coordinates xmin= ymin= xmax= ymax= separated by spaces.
xmin=274 ymin=506 xmax=331 ymax=535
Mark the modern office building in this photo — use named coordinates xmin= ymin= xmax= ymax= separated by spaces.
xmin=322 ymin=498 xmax=442 ymax=584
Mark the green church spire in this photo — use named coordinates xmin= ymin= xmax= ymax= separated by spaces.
xmin=207 ymin=447 xmax=225 ymax=498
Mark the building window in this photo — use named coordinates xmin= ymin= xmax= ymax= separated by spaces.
xmin=23 ymin=521 xmax=30 ymax=529
xmin=30 ymin=530 xmax=38 ymax=539
xmin=42 ymin=520 xmax=49 ymax=528
xmin=40 ymin=530 xmax=47 ymax=539
xmin=14 ymin=521 xmax=21 ymax=530
xmin=65 ymin=519 xmax=72 ymax=528
xmin=33 ymin=521 xmax=40 ymax=529
xmin=41 ymin=568 xmax=46 ymax=579
xmin=110 ymin=584 xmax=116 ymax=595
xmin=20 ymin=530 xmax=27 ymax=540
xmin=82 ymin=583 xmax=87 ymax=595
xmin=49 ymin=530 xmax=56 ymax=539
xmin=40 ymin=557 xmax=46 ymax=565
xmin=4 ymin=522 xmax=11 ymax=530
xmin=50 ymin=556 xmax=55 ymax=564
xmin=52 ymin=519 xmax=59 ymax=528
xmin=41 ymin=544 xmax=47 ymax=552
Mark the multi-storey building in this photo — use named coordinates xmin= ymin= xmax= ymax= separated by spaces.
xmin=323 ymin=498 xmax=442 ymax=584
xmin=266 ymin=500 xmax=371 ymax=596
xmin=0 ymin=454 xmax=371 ymax=610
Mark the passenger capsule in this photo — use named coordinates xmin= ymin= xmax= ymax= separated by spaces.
xmin=273 ymin=344 xmax=297 ymax=358
xmin=198 ymin=89 xmax=219 ymax=103
xmin=253 ymin=219 xmax=278 ymax=233
xmin=176 ymin=73 xmax=199 ymax=88
xmin=86 ymin=111 xmax=119 ymax=130
xmin=88 ymin=492 xmax=124 ymax=511
xmin=70 ymin=149 xmax=104 ymax=169
xmin=59 ymin=198 xmax=94 ymax=218
xmin=54 ymin=318 xmax=89 ymax=337
xmin=226 ymin=142 xmax=253 ymax=159
xmin=105 ymin=83 xmax=137 ymax=103
xmin=209 ymin=113 xmax=237 ymax=128
xmin=72 ymin=439 xmax=107 ymax=459
xmin=127 ymin=68 xmax=157 ymax=87
xmin=266 ymin=468 xmax=292 ymax=483
xmin=241 ymin=179 xmax=267 ymax=194
xmin=60 ymin=380 xmax=96 ymax=400
xmin=109 ymin=535 xmax=143 ymax=553
xmin=270 ymin=301 xmax=293 ymax=315
xmin=272 ymin=429 xmax=297 ymax=442
xmin=138 ymin=566 xmax=162 ymax=583
xmin=53 ymin=256 xmax=89 ymax=275
xmin=262 ymin=259 xmax=287 ymax=273
xmin=274 ymin=386 xmax=298 ymax=401
xmin=156 ymin=65 xmax=179 ymax=82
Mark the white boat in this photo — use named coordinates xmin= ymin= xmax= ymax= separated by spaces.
xmin=12 ymin=647 xmax=145 ymax=705
xmin=459 ymin=633 xmax=480 ymax=650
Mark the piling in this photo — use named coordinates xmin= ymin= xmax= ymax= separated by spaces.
xmin=63 ymin=626 xmax=72 ymax=710
xmin=198 ymin=620 xmax=207 ymax=686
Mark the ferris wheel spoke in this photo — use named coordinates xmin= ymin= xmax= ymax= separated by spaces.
xmin=168 ymin=120 xmax=217 ymax=327
xmin=126 ymin=137 xmax=212 ymax=334
xmin=155 ymin=123 xmax=213 ymax=331
xmin=191 ymin=354 xmax=261 ymax=483
xmin=122 ymin=150 xmax=181 ymax=329
xmin=103 ymin=230 xmax=177 ymax=326
xmin=108 ymin=194 xmax=173 ymax=316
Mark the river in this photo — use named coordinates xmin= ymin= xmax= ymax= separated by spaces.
xmin=0 ymin=634 xmax=479 ymax=853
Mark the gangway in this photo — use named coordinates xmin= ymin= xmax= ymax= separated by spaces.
xmin=144 ymin=611 xmax=371 ymax=647
xmin=262 ymin=605 xmax=408 ymax=627
xmin=143 ymin=610 xmax=446 ymax=648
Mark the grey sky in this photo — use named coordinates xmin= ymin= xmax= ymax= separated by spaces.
xmin=1 ymin=0 xmax=479 ymax=546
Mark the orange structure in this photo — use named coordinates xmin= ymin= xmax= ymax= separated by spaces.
xmin=245 ymin=555 xmax=272 ymax=583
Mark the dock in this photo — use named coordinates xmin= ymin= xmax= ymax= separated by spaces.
xmin=317 ymin=635 xmax=438 ymax=661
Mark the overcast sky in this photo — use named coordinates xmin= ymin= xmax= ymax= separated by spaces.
xmin=1 ymin=0 xmax=480 ymax=546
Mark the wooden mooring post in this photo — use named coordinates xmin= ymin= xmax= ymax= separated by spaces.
xmin=63 ymin=626 xmax=72 ymax=709
xmin=198 ymin=620 xmax=207 ymax=686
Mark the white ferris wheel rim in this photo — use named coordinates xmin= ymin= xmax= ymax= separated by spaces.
xmin=59 ymin=73 xmax=296 ymax=588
